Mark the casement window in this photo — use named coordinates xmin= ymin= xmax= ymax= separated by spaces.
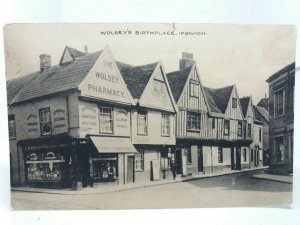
xmin=186 ymin=148 xmax=192 ymax=164
xmin=161 ymin=114 xmax=171 ymax=136
xmin=99 ymin=107 xmax=113 ymax=133
xmin=135 ymin=149 xmax=144 ymax=171
xmin=137 ymin=112 xmax=147 ymax=135
xmin=153 ymin=79 xmax=165 ymax=96
xmin=243 ymin=148 xmax=247 ymax=162
xmin=237 ymin=121 xmax=243 ymax=137
xmin=218 ymin=147 xmax=223 ymax=163
xmin=224 ymin=120 xmax=230 ymax=135
xmin=232 ymin=98 xmax=237 ymax=108
xmin=274 ymin=89 xmax=284 ymax=117
xmin=247 ymin=123 xmax=252 ymax=137
xmin=187 ymin=112 xmax=201 ymax=131
xmin=189 ymin=80 xmax=199 ymax=97
xmin=275 ymin=137 xmax=285 ymax=162
xmin=39 ymin=108 xmax=51 ymax=136
xmin=259 ymin=128 xmax=262 ymax=142
xmin=8 ymin=114 xmax=16 ymax=139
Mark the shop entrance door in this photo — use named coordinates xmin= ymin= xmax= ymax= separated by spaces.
xmin=197 ymin=146 xmax=203 ymax=172
xmin=127 ymin=156 xmax=135 ymax=183
xmin=175 ymin=149 xmax=183 ymax=174
xmin=231 ymin=147 xmax=235 ymax=170
xmin=235 ymin=148 xmax=241 ymax=170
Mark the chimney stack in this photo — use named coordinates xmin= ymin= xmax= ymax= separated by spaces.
xmin=39 ymin=54 xmax=51 ymax=72
xmin=179 ymin=52 xmax=194 ymax=70
xmin=84 ymin=45 xmax=88 ymax=54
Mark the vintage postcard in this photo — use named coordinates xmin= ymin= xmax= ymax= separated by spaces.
xmin=4 ymin=23 xmax=295 ymax=210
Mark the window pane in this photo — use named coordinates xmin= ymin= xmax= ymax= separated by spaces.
xmin=137 ymin=113 xmax=147 ymax=135
xmin=40 ymin=108 xmax=51 ymax=135
xmin=100 ymin=107 xmax=113 ymax=133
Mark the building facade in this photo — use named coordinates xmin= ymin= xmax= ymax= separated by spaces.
xmin=166 ymin=53 xmax=253 ymax=177
xmin=266 ymin=62 xmax=295 ymax=174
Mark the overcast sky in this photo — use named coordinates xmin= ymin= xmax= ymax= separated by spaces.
xmin=4 ymin=23 xmax=296 ymax=104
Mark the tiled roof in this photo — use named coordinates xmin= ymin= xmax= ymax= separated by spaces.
xmin=239 ymin=96 xmax=250 ymax=117
xmin=66 ymin=46 xmax=87 ymax=59
xmin=257 ymin=98 xmax=269 ymax=111
xmin=254 ymin=105 xmax=269 ymax=122
xmin=7 ymin=50 xmax=102 ymax=105
xmin=203 ymin=86 xmax=233 ymax=114
xmin=166 ymin=66 xmax=193 ymax=102
xmin=117 ymin=61 xmax=158 ymax=99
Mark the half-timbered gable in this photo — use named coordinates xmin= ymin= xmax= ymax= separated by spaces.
xmin=240 ymin=96 xmax=254 ymax=140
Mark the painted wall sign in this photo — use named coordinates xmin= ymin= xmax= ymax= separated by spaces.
xmin=79 ymin=49 xmax=131 ymax=104
xmin=26 ymin=114 xmax=38 ymax=133
xmin=53 ymin=108 xmax=67 ymax=129
xmin=79 ymin=104 xmax=99 ymax=134
xmin=113 ymin=107 xmax=130 ymax=136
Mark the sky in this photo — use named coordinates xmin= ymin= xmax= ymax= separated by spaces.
xmin=4 ymin=23 xmax=296 ymax=104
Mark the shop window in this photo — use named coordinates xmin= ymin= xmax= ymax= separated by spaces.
xmin=259 ymin=128 xmax=262 ymax=142
xmin=275 ymin=137 xmax=285 ymax=162
xmin=218 ymin=147 xmax=223 ymax=163
xmin=232 ymin=98 xmax=237 ymax=108
xmin=274 ymin=89 xmax=284 ymax=117
xmin=237 ymin=121 xmax=243 ymax=137
xmin=26 ymin=151 xmax=65 ymax=181
xmin=247 ymin=123 xmax=252 ymax=137
xmin=8 ymin=114 xmax=16 ymax=139
xmin=39 ymin=108 xmax=51 ymax=136
xmin=187 ymin=112 xmax=201 ymax=131
xmin=99 ymin=107 xmax=113 ymax=133
xmin=137 ymin=112 xmax=147 ymax=135
xmin=92 ymin=154 xmax=118 ymax=182
xmin=224 ymin=120 xmax=230 ymax=135
xmin=135 ymin=149 xmax=144 ymax=171
xmin=161 ymin=114 xmax=171 ymax=136
xmin=243 ymin=148 xmax=247 ymax=162
xmin=186 ymin=148 xmax=192 ymax=164
xmin=189 ymin=80 xmax=199 ymax=97
xmin=153 ymin=79 xmax=165 ymax=96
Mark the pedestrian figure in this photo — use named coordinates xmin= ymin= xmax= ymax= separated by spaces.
xmin=170 ymin=159 xmax=176 ymax=180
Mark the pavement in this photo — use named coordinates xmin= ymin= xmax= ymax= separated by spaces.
xmin=252 ymin=173 xmax=293 ymax=184
xmin=11 ymin=166 xmax=269 ymax=195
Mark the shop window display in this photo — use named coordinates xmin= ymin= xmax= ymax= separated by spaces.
xmin=92 ymin=154 xmax=118 ymax=182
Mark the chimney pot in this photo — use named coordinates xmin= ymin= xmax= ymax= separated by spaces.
xmin=39 ymin=54 xmax=51 ymax=72
xmin=179 ymin=52 xmax=194 ymax=70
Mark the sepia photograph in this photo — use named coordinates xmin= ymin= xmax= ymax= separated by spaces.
xmin=4 ymin=23 xmax=295 ymax=210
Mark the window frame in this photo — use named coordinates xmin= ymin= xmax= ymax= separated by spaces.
xmin=275 ymin=137 xmax=285 ymax=162
xmin=274 ymin=89 xmax=285 ymax=118
xmin=8 ymin=114 xmax=16 ymax=139
xmin=137 ymin=111 xmax=148 ymax=135
xmin=186 ymin=147 xmax=192 ymax=165
xmin=99 ymin=106 xmax=114 ymax=134
xmin=218 ymin=147 xmax=223 ymax=163
xmin=247 ymin=123 xmax=252 ymax=138
xmin=232 ymin=98 xmax=237 ymax=108
xmin=237 ymin=121 xmax=243 ymax=137
xmin=39 ymin=107 xmax=52 ymax=136
xmin=243 ymin=148 xmax=247 ymax=162
xmin=224 ymin=119 xmax=230 ymax=135
xmin=259 ymin=127 xmax=262 ymax=142
xmin=161 ymin=113 xmax=171 ymax=137
xmin=189 ymin=80 xmax=199 ymax=98
xmin=186 ymin=112 xmax=201 ymax=132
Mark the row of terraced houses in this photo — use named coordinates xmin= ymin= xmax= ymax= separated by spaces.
xmin=7 ymin=45 xmax=278 ymax=189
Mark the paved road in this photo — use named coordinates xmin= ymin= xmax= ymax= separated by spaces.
xmin=11 ymin=172 xmax=292 ymax=210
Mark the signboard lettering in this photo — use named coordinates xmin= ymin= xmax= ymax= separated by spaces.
xmin=26 ymin=114 xmax=38 ymax=133
xmin=53 ymin=109 xmax=67 ymax=129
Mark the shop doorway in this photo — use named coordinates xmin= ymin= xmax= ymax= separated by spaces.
xmin=235 ymin=148 xmax=241 ymax=170
xmin=231 ymin=147 xmax=235 ymax=170
xmin=175 ymin=149 xmax=183 ymax=174
xmin=127 ymin=156 xmax=135 ymax=183
xmin=197 ymin=146 xmax=203 ymax=172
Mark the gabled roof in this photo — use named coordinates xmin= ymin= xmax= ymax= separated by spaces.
xmin=257 ymin=98 xmax=269 ymax=111
xmin=239 ymin=96 xmax=250 ymax=118
xmin=116 ymin=61 xmax=158 ymax=99
xmin=166 ymin=66 xmax=193 ymax=102
xmin=266 ymin=62 xmax=295 ymax=83
xmin=203 ymin=85 xmax=234 ymax=114
xmin=254 ymin=105 xmax=270 ymax=122
xmin=66 ymin=46 xmax=87 ymax=59
xmin=7 ymin=50 xmax=102 ymax=105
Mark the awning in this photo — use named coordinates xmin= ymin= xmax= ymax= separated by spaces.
xmin=89 ymin=136 xmax=138 ymax=153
